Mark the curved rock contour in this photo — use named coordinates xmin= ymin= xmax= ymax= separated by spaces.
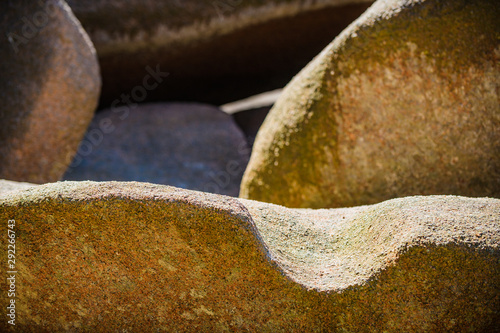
xmin=1 ymin=181 xmax=498 ymax=331
xmin=66 ymin=0 xmax=373 ymax=106
xmin=240 ymin=0 xmax=500 ymax=208
xmin=62 ymin=103 xmax=250 ymax=197
xmin=0 ymin=0 xmax=101 ymax=184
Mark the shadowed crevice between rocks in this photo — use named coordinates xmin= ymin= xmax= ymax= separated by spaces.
xmin=72 ymin=1 xmax=374 ymax=107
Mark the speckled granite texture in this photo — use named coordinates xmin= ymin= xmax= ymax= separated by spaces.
xmin=0 ymin=0 xmax=101 ymax=184
xmin=1 ymin=181 xmax=498 ymax=332
xmin=240 ymin=0 xmax=500 ymax=208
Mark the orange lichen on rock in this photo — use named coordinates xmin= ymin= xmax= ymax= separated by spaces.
xmin=0 ymin=181 xmax=498 ymax=332
xmin=240 ymin=0 xmax=500 ymax=208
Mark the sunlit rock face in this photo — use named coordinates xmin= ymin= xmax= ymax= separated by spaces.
xmin=240 ymin=0 xmax=500 ymax=208
xmin=1 ymin=181 xmax=498 ymax=331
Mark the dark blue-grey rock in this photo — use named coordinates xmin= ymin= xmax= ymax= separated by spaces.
xmin=63 ymin=103 xmax=250 ymax=196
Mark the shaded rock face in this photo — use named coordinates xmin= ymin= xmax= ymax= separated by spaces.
xmin=0 ymin=0 xmax=101 ymax=184
xmin=222 ymin=89 xmax=282 ymax=146
xmin=63 ymin=103 xmax=250 ymax=197
xmin=1 ymin=181 xmax=499 ymax=332
xmin=240 ymin=0 xmax=500 ymax=208
xmin=232 ymin=106 xmax=272 ymax=147
xmin=66 ymin=0 xmax=373 ymax=107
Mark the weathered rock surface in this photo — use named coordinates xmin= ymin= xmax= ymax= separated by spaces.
xmin=240 ymin=0 xmax=500 ymax=208
xmin=63 ymin=103 xmax=250 ymax=197
xmin=1 ymin=181 xmax=498 ymax=331
xmin=0 ymin=180 xmax=36 ymax=194
xmin=0 ymin=0 xmax=101 ymax=184
xmin=66 ymin=0 xmax=373 ymax=106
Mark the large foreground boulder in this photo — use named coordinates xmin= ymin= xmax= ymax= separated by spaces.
xmin=1 ymin=181 xmax=498 ymax=331
xmin=240 ymin=0 xmax=500 ymax=208
xmin=66 ymin=0 xmax=373 ymax=106
xmin=63 ymin=103 xmax=250 ymax=197
xmin=0 ymin=0 xmax=101 ymax=184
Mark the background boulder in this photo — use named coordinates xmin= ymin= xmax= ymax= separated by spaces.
xmin=240 ymin=0 xmax=500 ymax=208
xmin=63 ymin=103 xmax=250 ymax=197
xmin=66 ymin=0 xmax=374 ymax=107
xmin=0 ymin=0 xmax=101 ymax=184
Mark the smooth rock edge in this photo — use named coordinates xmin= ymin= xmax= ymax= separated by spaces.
xmin=0 ymin=181 xmax=498 ymax=331
xmin=240 ymin=0 xmax=500 ymax=208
